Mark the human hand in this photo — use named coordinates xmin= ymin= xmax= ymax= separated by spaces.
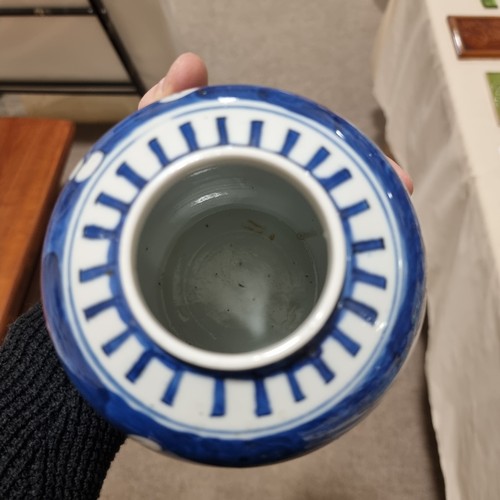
xmin=139 ymin=53 xmax=413 ymax=194
xmin=138 ymin=52 xmax=208 ymax=111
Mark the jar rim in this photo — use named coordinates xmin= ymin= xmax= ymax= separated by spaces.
xmin=119 ymin=147 xmax=346 ymax=371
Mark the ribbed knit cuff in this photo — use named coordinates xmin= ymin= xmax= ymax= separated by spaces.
xmin=0 ymin=304 xmax=126 ymax=500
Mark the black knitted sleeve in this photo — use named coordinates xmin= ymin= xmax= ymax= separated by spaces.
xmin=0 ymin=304 xmax=126 ymax=500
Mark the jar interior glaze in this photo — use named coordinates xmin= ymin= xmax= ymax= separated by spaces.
xmin=135 ymin=160 xmax=329 ymax=354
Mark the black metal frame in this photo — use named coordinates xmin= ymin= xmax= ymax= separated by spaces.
xmin=0 ymin=0 xmax=146 ymax=95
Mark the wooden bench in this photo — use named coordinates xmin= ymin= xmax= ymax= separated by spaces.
xmin=0 ymin=117 xmax=74 ymax=340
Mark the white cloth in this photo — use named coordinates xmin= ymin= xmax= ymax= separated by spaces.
xmin=373 ymin=1 xmax=500 ymax=499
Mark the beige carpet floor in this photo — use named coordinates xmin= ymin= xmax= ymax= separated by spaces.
xmin=64 ymin=1 xmax=446 ymax=498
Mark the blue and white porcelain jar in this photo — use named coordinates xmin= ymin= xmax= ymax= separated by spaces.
xmin=42 ymin=86 xmax=425 ymax=467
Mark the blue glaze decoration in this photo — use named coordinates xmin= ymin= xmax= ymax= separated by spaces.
xmin=42 ymin=85 xmax=425 ymax=467
xmin=83 ymin=225 xmax=116 ymax=240
xmin=339 ymin=200 xmax=370 ymax=219
xmin=162 ymin=370 xmax=184 ymax=406
xmin=352 ymin=238 xmax=385 ymax=253
xmin=311 ymin=354 xmax=335 ymax=383
xmin=148 ymin=138 xmax=170 ymax=167
xmin=211 ymin=378 xmax=226 ymax=417
xmin=249 ymin=120 xmax=264 ymax=147
xmin=341 ymin=298 xmax=378 ymax=325
xmin=96 ymin=193 xmax=130 ymax=214
xmin=305 ymin=146 xmax=330 ymax=171
xmin=254 ymin=379 xmax=272 ymax=417
xmin=83 ymin=298 xmax=118 ymax=320
xmin=79 ymin=263 xmax=115 ymax=282
xmin=102 ymin=330 xmax=133 ymax=356
xmin=352 ymin=268 xmax=387 ymax=289
xmin=331 ymin=328 xmax=361 ymax=357
xmin=216 ymin=117 xmax=229 ymax=145
xmin=126 ymin=351 xmax=156 ymax=383
xmin=286 ymin=370 xmax=306 ymax=402
xmin=180 ymin=122 xmax=199 ymax=151
xmin=321 ymin=167 xmax=352 ymax=191
xmin=116 ymin=162 xmax=148 ymax=190
xmin=279 ymin=129 xmax=300 ymax=156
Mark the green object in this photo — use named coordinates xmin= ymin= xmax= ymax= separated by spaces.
xmin=487 ymin=73 xmax=500 ymax=120
xmin=482 ymin=0 xmax=498 ymax=8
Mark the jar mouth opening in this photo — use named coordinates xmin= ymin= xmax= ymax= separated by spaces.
xmin=120 ymin=147 xmax=346 ymax=371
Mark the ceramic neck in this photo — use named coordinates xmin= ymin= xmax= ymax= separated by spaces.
xmin=120 ymin=148 xmax=346 ymax=371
